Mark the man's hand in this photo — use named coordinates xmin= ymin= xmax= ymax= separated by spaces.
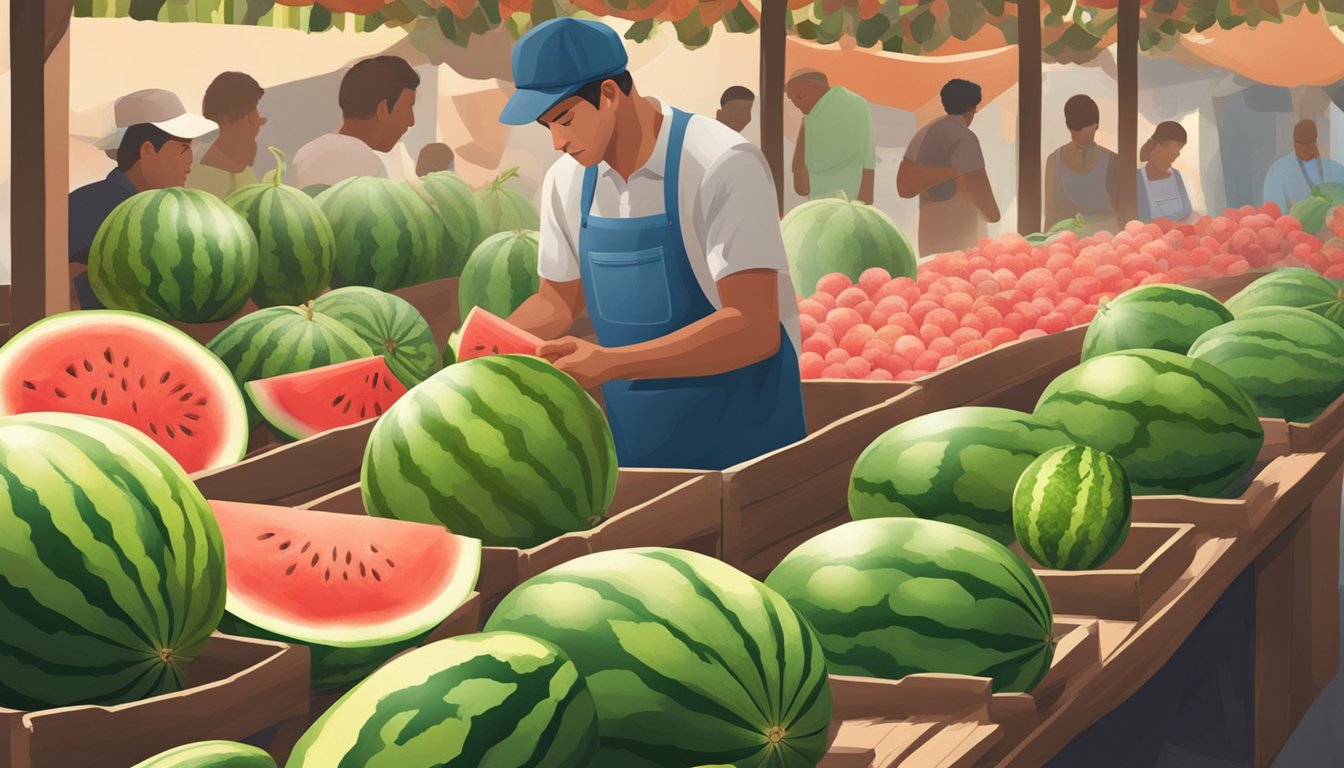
xmin=537 ymin=336 xmax=615 ymax=389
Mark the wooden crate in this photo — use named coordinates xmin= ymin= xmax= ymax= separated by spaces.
xmin=1280 ymin=391 xmax=1344 ymax=455
xmin=720 ymin=381 xmax=926 ymax=579
xmin=191 ymin=419 xmax=374 ymax=506
xmin=915 ymin=326 xmax=1085 ymax=413
xmin=0 ymin=634 xmax=308 ymax=768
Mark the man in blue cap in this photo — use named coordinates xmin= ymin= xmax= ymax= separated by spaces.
xmin=502 ymin=18 xmax=807 ymax=471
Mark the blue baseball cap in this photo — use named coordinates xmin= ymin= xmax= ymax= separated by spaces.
xmin=500 ymin=18 xmax=630 ymax=126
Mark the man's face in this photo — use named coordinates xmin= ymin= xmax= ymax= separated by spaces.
xmin=224 ymin=107 xmax=267 ymax=155
xmin=139 ymin=138 xmax=193 ymax=189
xmin=540 ymin=88 xmax=618 ymax=168
xmin=717 ymin=99 xmax=753 ymax=133
xmin=786 ymin=84 xmax=817 ymax=115
xmin=373 ymin=88 xmax=417 ymax=151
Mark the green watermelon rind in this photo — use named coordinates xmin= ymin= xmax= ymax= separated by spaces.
xmin=781 ymin=197 xmax=917 ymax=296
xmin=1224 ymin=267 xmax=1344 ymax=330
xmin=224 ymin=181 xmax=337 ymax=309
xmin=458 ymin=230 xmax=541 ymax=323
xmin=313 ymin=286 xmax=440 ymax=387
xmin=419 ymin=171 xmax=484 ymax=278
xmin=244 ymin=356 xmax=403 ymax=442
xmin=1012 ymin=445 xmax=1133 ymax=571
xmin=1080 ymin=284 xmax=1232 ymax=362
xmin=130 ymin=741 xmax=276 ymax=768
xmin=317 ymin=178 xmax=443 ymax=291
xmin=474 ymin=168 xmax=541 ymax=238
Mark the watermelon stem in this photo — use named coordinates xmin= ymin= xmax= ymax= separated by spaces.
xmin=269 ymin=147 xmax=287 ymax=187
xmin=767 ymin=726 xmax=785 ymax=744
xmin=301 ymin=300 xmax=315 ymax=321
xmin=492 ymin=166 xmax=521 ymax=190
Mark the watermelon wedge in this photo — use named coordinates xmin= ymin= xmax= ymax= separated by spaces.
xmin=246 ymin=356 xmax=408 ymax=440
xmin=456 ymin=306 xmax=543 ymax=362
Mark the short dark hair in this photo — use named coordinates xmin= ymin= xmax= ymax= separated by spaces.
xmin=1064 ymin=95 xmax=1100 ymax=132
xmin=538 ymin=71 xmax=634 ymax=125
xmin=417 ymin=143 xmax=455 ymax=176
xmin=203 ymin=72 xmax=264 ymax=123
xmin=339 ymin=56 xmax=421 ymax=119
xmin=116 ymin=124 xmax=184 ymax=172
xmin=940 ymin=79 xmax=982 ymax=116
xmin=721 ymin=86 xmax=755 ymax=107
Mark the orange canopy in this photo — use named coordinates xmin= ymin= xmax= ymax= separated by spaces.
xmin=1177 ymin=11 xmax=1344 ymax=87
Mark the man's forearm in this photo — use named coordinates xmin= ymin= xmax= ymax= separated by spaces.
xmin=507 ymin=292 xmax=575 ymax=340
xmin=858 ymin=169 xmax=875 ymax=205
xmin=605 ymin=309 xmax=780 ymax=381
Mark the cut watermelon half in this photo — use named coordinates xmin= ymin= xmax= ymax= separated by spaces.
xmin=210 ymin=500 xmax=480 ymax=646
xmin=456 ymin=306 xmax=543 ymax=362
xmin=246 ymin=356 xmax=408 ymax=440
xmin=0 ymin=310 xmax=247 ymax=473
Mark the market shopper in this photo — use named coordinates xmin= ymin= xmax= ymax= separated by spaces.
xmin=1043 ymin=95 xmax=1119 ymax=234
xmin=1262 ymin=119 xmax=1344 ymax=214
xmin=188 ymin=72 xmax=267 ymax=200
xmin=787 ymin=70 xmax=876 ymax=203
xmin=1136 ymin=121 xmax=1194 ymax=223
xmin=70 ymin=89 xmax=217 ymax=309
xmin=417 ymin=142 xmax=456 ymax=175
xmin=716 ymin=86 xmax=755 ymax=134
xmin=500 ymin=18 xmax=806 ymax=471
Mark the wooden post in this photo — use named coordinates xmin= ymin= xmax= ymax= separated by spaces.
xmin=1016 ymin=0 xmax=1042 ymax=234
xmin=759 ymin=0 xmax=786 ymax=215
xmin=1117 ymin=0 xmax=1139 ymax=223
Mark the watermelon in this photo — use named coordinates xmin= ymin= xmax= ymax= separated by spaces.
xmin=131 ymin=741 xmax=276 ymax=768
xmin=316 ymin=177 xmax=443 ymax=291
xmin=361 ymin=355 xmax=617 ymax=548
xmin=848 ymin=407 xmax=1073 ymax=544
xmin=1013 ymin=445 xmax=1132 ymax=570
xmin=1288 ymin=182 xmax=1344 ymax=236
xmin=419 ymin=171 xmax=484 ymax=278
xmin=1081 ymin=284 xmax=1232 ymax=361
xmin=0 ymin=412 xmax=225 ymax=709
xmin=209 ymin=500 xmax=480 ymax=690
xmin=456 ymin=306 xmax=543 ymax=362
xmin=764 ymin=518 xmax=1054 ymax=693
xmin=223 ymin=148 xmax=336 ymax=308
xmin=1188 ymin=307 xmax=1344 ymax=423
xmin=246 ymin=356 xmax=407 ymax=441
xmin=1224 ymin=267 xmax=1344 ymax=329
xmin=458 ymin=231 xmax=541 ymax=322
xmin=0 ymin=311 xmax=247 ymax=473
xmin=90 ymin=188 xmax=259 ymax=323
xmin=484 ymin=548 xmax=833 ymax=768
xmin=302 ymin=184 xmax=330 ymax=198
xmin=287 ymin=632 xmax=598 ymax=768
xmin=208 ymin=303 xmax=371 ymax=429
xmin=314 ymin=286 xmax=440 ymax=387
xmin=1033 ymin=349 xmax=1264 ymax=497
xmin=781 ymin=196 xmax=916 ymax=296
xmin=475 ymin=167 xmax=541 ymax=237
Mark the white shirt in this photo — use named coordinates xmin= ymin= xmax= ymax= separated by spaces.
xmin=377 ymin=142 xmax=419 ymax=183
xmin=292 ymin=133 xmax=388 ymax=188
xmin=539 ymin=100 xmax=802 ymax=354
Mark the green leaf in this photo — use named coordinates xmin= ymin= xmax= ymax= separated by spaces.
xmin=996 ymin=14 xmax=1018 ymax=44
xmin=1045 ymin=0 xmax=1072 ymax=16
xmin=910 ymin=7 xmax=936 ymax=42
xmin=794 ymin=18 xmax=820 ymax=38
xmin=855 ymin=13 xmax=890 ymax=47
xmin=980 ymin=0 xmax=1005 ymax=15
xmin=722 ymin=4 xmax=759 ymax=33
xmin=625 ymin=18 xmax=657 ymax=40
xmin=129 ymin=0 xmax=166 ymax=20
xmin=310 ymin=3 xmax=332 ymax=30
xmin=947 ymin=0 xmax=981 ymax=39
xmin=435 ymin=7 xmax=458 ymax=39
xmin=1153 ymin=0 xmax=1181 ymax=12
xmin=673 ymin=13 xmax=713 ymax=47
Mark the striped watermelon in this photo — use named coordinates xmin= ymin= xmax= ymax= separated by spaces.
xmin=316 ymin=178 xmax=442 ymax=291
xmin=484 ymin=548 xmax=833 ymax=768
xmin=1034 ymin=349 xmax=1264 ymax=497
xmin=314 ymin=287 xmax=439 ymax=386
xmin=1081 ymin=284 xmax=1232 ymax=361
xmin=362 ymin=355 xmax=617 ymax=548
xmin=90 ymin=188 xmax=259 ymax=323
xmin=781 ymin=197 xmax=916 ymax=295
xmin=766 ymin=518 xmax=1054 ymax=692
xmin=131 ymin=741 xmax=275 ymax=768
xmin=1188 ymin=307 xmax=1344 ymax=423
xmin=0 ymin=413 xmax=225 ymax=709
xmin=475 ymin=167 xmax=541 ymax=237
xmin=419 ymin=171 xmax=483 ymax=278
xmin=287 ymin=633 xmax=599 ymax=767
xmin=848 ymin=407 xmax=1073 ymax=544
xmin=208 ymin=303 xmax=371 ymax=429
xmin=1224 ymin=267 xmax=1344 ymax=329
xmin=458 ymin=231 xmax=541 ymax=322
xmin=223 ymin=148 xmax=336 ymax=308
xmin=1012 ymin=445 xmax=1132 ymax=570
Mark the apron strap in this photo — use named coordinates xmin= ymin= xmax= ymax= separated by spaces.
xmin=663 ymin=109 xmax=691 ymax=229
xmin=580 ymin=164 xmax=598 ymax=230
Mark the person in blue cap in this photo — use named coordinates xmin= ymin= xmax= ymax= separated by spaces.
xmin=502 ymin=18 xmax=807 ymax=472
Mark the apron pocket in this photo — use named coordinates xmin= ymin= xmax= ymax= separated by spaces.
xmin=587 ymin=248 xmax=674 ymax=327
xmin=605 ymin=382 xmax=731 ymax=469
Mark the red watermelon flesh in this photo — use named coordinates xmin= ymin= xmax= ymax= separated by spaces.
xmin=210 ymin=500 xmax=480 ymax=645
xmin=246 ymin=356 xmax=408 ymax=440
xmin=456 ymin=306 xmax=544 ymax=361
xmin=0 ymin=310 xmax=247 ymax=473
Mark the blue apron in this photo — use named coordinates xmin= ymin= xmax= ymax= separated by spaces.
xmin=577 ymin=108 xmax=807 ymax=470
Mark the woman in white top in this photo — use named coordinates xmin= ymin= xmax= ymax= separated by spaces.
xmin=1136 ymin=121 xmax=1194 ymax=223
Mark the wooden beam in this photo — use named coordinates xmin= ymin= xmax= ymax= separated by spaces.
xmin=759 ymin=0 xmax=786 ymax=215
xmin=1016 ymin=0 xmax=1042 ymax=234
xmin=1117 ymin=0 xmax=1139 ymax=224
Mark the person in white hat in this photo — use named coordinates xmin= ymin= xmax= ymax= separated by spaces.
xmin=68 ymin=89 xmax=218 ymax=309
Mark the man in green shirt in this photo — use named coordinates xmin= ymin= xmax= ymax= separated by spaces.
xmin=188 ymin=72 xmax=267 ymax=199
xmin=786 ymin=70 xmax=876 ymax=204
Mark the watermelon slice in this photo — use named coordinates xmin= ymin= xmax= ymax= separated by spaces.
xmin=246 ymin=356 xmax=408 ymax=440
xmin=456 ymin=306 xmax=543 ymax=362
xmin=0 ymin=310 xmax=247 ymax=473
xmin=210 ymin=500 xmax=480 ymax=646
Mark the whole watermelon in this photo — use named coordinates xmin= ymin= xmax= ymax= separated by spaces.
xmin=316 ymin=177 xmax=443 ymax=291
xmin=131 ymin=741 xmax=276 ymax=768
xmin=1225 ymin=267 xmax=1344 ymax=330
xmin=485 ymin=548 xmax=833 ymax=768
xmin=90 ymin=188 xmax=259 ymax=323
xmin=314 ymin=287 xmax=439 ymax=387
xmin=458 ymin=231 xmax=541 ymax=322
xmin=1034 ymin=349 xmax=1264 ymax=497
xmin=420 ymin=171 xmax=483 ymax=278
xmin=849 ymin=407 xmax=1073 ymax=544
xmin=1288 ymin=183 xmax=1344 ymax=236
xmin=1081 ymin=284 xmax=1231 ymax=361
xmin=475 ymin=167 xmax=541 ymax=237
xmin=287 ymin=633 xmax=599 ymax=768
xmin=224 ymin=148 xmax=336 ymax=308
xmin=781 ymin=197 xmax=916 ymax=296
xmin=361 ymin=355 xmax=617 ymax=548
xmin=0 ymin=412 xmax=225 ymax=709
xmin=1188 ymin=307 xmax=1344 ymax=423
xmin=765 ymin=518 xmax=1054 ymax=693
xmin=208 ymin=303 xmax=371 ymax=429
xmin=1013 ymin=445 xmax=1132 ymax=570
